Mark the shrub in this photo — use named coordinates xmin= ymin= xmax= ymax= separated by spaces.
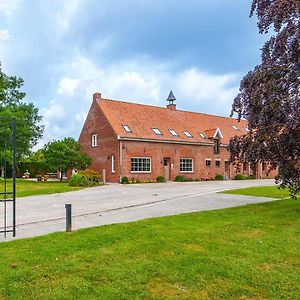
xmin=215 ymin=174 xmax=225 ymax=181
xmin=247 ymin=174 xmax=256 ymax=180
xmin=234 ymin=174 xmax=247 ymax=180
xmin=69 ymin=169 xmax=101 ymax=187
xmin=121 ymin=176 xmax=129 ymax=184
xmin=69 ymin=174 xmax=89 ymax=186
xmin=175 ymin=175 xmax=185 ymax=182
xmin=156 ymin=176 xmax=165 ymax=183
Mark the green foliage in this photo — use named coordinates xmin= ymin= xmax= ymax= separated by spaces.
xmin=175 ymin=175 xmax=185 ymax=182
xmin=215 ymin=174 xmax=225 ymax=181
xmin=121 ymin=176 xmax=129 ymax=184
xmin=43 ymin=137 xmax=91 ymax=180
xmin=247 ymin=174 xmax=256 ymax=180
xmin=0 ymin=63 xmax=43 ymax=159
xmin=156 ymin=176 xmax=165 ymax=183
xmin=69 ymin=169 xmax=101 ymax=187
xmin=234 ymin=174 xmax=247 ymax=180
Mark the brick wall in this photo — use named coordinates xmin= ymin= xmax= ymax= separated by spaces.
xmin=78 ymin=94 xmax=120 ymax=182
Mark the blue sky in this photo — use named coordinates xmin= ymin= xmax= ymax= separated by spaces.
xmin=0 ymin=0 xmax=265 ymax=148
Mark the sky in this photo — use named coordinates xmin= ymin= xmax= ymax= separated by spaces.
xmin=0 ymin=0 xmax=266 ymax=148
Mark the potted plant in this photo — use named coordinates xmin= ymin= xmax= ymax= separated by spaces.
xmin=43 ymin=175 xmax=49 ymax=182
xmin=24 ymin=170 xmax=30 ymax=179
xmin=36 ymin=175 xmax=42 ymax=182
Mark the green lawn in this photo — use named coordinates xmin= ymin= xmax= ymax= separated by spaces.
xmin=0 ymin=199 xmax=299 ymax=299
xmin=221 ymin=185 xmax=292 ymax=198
xmin=0 ymin=178 xmax=84 ymax=198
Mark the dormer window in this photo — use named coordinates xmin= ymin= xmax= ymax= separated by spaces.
xmin=169 ymin=129 xmax=179 ymax=136
xmin=152 ymin=128 xmax=162 ymax=135
xmin=183 ymin=130 xmax=193 ymax=138
xmin=122 ymin=124 xmax=132 ymax=133
xmin=199 ymin=132 xmax=207 ymax=139
xmin=214 ymin=139 xmax=220 ymax=154
xmin=91 ymin=134 xmax=98 ymax=147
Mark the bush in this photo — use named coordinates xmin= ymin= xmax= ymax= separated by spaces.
xmin=69 ymin=169 xmax=101 ymax=187
xmin=121 ymin=176 xmax=129 ymax=184
xmin=175 ymin=175 xmax=185 ymax=182
xmin=247 ymin=174 xmax=256 ymax=180
xmin=234 ymin=174 xmax=247 ymax=180
xmin=156 ymin=176 xmax=165 ymax=183
xmin=215 ymin=174 xmax=225 ymax=181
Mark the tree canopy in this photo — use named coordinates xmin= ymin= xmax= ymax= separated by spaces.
xmin=0 ymin=63 xmax=43 ymax=160
xmin=43 ymin=137 xmax=91 ymax=181
xmin=229 ymin=0 xmax=300 ymax=197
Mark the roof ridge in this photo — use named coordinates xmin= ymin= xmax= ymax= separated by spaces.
xmin=99 ymin=97 xmax=246 ymax=122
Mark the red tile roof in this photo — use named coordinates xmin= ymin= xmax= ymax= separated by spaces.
xmin=96 ymin=97 xmax=248 ymax=145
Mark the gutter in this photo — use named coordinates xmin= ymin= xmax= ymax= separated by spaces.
xmin=117 ymin=136 xmax=228 ymax=147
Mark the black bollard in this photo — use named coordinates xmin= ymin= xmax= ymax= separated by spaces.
xmin=65 ymin=204 xmax=72 ymax=232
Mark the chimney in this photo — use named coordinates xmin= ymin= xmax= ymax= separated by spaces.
xmin=166 ymin=90 xmax=176 ymax=111
xmin=93 ymin=92 xmax=102 ymax=102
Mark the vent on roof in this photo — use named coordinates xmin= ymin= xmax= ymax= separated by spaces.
xmin=122 ymin=124 xmax=132 ymax=133
xmin=232 ymin=125 xmax=239 ymax=130
xmin=169 ymin=129 xmax=179 ymax=136
xmin=183 ymin=130 xmax=193 ymax=138
xmin=152 ymin=128 xmax=162 ymax=135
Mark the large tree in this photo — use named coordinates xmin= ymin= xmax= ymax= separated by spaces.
xmin=43 ymin=137 xmax=91 ymax=181
xmin=0 ymin=63 xmax=43 ymax=175
xmin=229 ymin=0 xmax=300 ymax=197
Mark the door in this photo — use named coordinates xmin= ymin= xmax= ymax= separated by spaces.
xmin=164 ymin=158 xmax=171 ymax=181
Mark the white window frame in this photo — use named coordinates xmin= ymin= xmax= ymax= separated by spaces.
xmin=199 ymin=132 xmax=207 ymax=139
xmin=131 ymin=157 xmax=152 ymax=173
xmin=112 ymin=155 xmax=115 ymax=173
xmin=122 ymin=124 xmax=132 ymax=133
xmin=183 ymin=130 xmax=193 ymax=138
xmin=152 ymin=128 xmax=162 ymax=135
xmin=205 ymin=159 xmax=212 ymax=166
xmin=180 ymin=158 xmax=194 ymax=173
xmin=169 ymin=129 xmax=179 ymax=136
xmin=91 ymin=134 xmax=98 ymax=147
xmin=232 ymin=125 xmax=239 ymax=130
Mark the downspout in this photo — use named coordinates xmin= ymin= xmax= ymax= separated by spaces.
xmin=118 ymin=135 xmax=123 ymax=182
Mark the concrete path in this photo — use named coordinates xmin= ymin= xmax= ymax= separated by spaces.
xmin=0 ymin=179 xmax=276 ymax=241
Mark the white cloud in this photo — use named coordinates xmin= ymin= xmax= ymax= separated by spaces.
xmin=0 ymin=0 xmax=20 ymax=18
xmin=57 ymin=77 xmax=80 ymax=96
xmin=0 ymin=28 xmax=13 ymax=42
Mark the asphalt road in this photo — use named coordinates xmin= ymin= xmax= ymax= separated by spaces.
xmin=0 ymin=179 xmax=276 ymax=241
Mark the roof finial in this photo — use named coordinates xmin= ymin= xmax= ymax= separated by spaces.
xmin=166 ymin=90 xmax=176 ymax=105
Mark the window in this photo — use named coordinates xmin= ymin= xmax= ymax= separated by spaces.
xmin=152 ymin=128 xmax=162 ymax=135
xmin=205 ymin=159 xmax=211 ymax=166
xmin=131 ymin=157 xmax=151 ymax=173
xmin=214 ymin=139 xmax=220 ymax=154
xmin=91 ymin=134 xmax=98 ymax=147
xmin=243 ymin=162 xmax=247 ymax=172
xmin=112 ymin=155 xmax=115 ymax=173
xmin=183 ymin=130 xmax=193 ymax=138
xmin=215 ymin=160 xmax=221 ymax=167
xmin=232 ymin=125 xmax=239 ymax=130
xmin=225 ymin=161 xmax=230 ymax=172
xmin=199 ymin=132 xmax=207 ymax=139
xmin=180 ymin=158 xmax=193 ymax=173
xmin=169 ymin=129 xmax=179 ymax=136
xmin=122 ymin=124 xmax=132 ymax=133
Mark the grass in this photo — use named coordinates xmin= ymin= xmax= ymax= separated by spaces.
xmin=0 ymin=178 xmax=85 ymax=198
xmin=0 ymin=199 xmax=299 ymax=299
xmin=221 ymin=185 xmax=293 ymax=198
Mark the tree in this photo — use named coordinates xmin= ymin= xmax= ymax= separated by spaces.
xmin=43 ymin=137 xmax=91 ymax=181
xmin=229 ymin=0 xmax=300 ymax=197
xmin=0 ymin=63 xmax=43 ymax=176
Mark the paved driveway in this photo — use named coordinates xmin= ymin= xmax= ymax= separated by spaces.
xmin=1 ymin=179 xmax=276 ymax=241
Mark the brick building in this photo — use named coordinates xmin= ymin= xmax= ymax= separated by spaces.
xmin=79 ymin=92 xmax=276 ymax=182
